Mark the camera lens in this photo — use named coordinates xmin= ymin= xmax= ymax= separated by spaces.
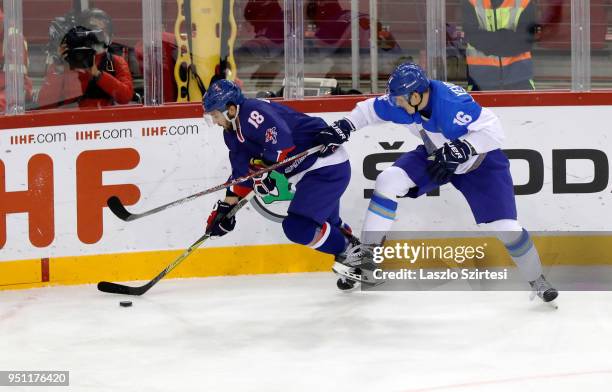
xmin=62 ymin=26 xmax=102 ymax=69
xmin=66 ymin=47 xmax=96 ymax=69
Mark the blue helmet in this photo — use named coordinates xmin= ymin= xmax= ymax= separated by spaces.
xmin=386 ymin=63 xmax=429 ymax=105
xmin=203 ymin=79 xmax=245 ymax=112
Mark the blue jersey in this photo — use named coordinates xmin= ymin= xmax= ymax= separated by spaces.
xmin=372 ymin=80 xmax=482 ymax=140
xmin=223 ymin=98 xmax=327 ymax=192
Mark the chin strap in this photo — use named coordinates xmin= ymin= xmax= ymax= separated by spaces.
xmin=223 ymin=104 xmax=240 ymax=131
xmin=411 ymin=93 xmax=422 ymax=113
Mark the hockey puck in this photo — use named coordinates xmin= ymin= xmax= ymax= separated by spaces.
xmin=119 ymin=301 xmax=133 ymax=307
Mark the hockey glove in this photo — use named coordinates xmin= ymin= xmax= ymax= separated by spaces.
xmin=426 ymin=139 xmax=474 ymax=184
xmin=206 ymin=200 xmax=237 ymax=237
xmin=249 ymin=158 xmax=278 ymax=197
xmin=315 ymin=118 xmax=355 ymax=157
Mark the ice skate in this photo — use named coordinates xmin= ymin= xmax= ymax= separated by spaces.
xmin=529 ymin=275 xmax=559 ymax=309
xmin=333 ymin=242 xmax=381 ymax=286
xmin=334 ymin=227 xmax=364 ymax=289
xmin=336 ymin=276 xmax=357 ymax=291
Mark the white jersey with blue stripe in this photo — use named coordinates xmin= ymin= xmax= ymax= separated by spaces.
xmin=345 ymin=80 xmax=505 ymax=174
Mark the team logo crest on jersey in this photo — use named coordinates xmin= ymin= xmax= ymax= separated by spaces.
xmin=265 ymin=127 xmax=278 ymax=144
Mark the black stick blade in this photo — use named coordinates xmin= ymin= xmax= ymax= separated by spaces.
xmin=97 ymin=281 xmax=146 ymax=296
xmin=107 ymin=196 xmax=132 ymax=221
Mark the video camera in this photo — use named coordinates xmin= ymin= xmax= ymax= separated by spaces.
xmin=47 ymin=14 xmax=74 ymax=64
xmin=61 ymin=26 xmax=105 ymax=70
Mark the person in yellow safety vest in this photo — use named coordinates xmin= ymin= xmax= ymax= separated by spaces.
xmin=462 ymin=0 xmax=538 ymax=91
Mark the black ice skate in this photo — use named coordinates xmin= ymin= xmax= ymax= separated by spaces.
xmin=333 ymin=243 xmax=381 ymax=288
xmin=529 ymin=274 xmax=559 ymax=308
xmin=336 ymin=276 xmax=357 ymax=291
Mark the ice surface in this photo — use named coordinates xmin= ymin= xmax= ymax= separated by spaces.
xmin=1 ymin=273 xmax=611 ymax=391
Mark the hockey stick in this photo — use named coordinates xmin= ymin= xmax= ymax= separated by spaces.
xmin=108 ymin=145 xmax=323 ymax=222
xmin=97 ymin=193 xmax=253 ymax=296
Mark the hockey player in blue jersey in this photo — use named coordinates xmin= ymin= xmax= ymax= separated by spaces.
xmin=318 ymin=63 xmax=558 ymax=303
xmin=202 ymin=80 xmax=357 ymax=284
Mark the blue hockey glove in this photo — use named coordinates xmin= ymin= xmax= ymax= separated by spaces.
xmin=426 ymin=139 xmax=474 ymax=184
xmin=315 ymin=118 xmax=355 ymax=157
xmin=249 ymin=158 xmax=277 ymax=197
xmin=206 ymin=200 xmax=236 ymax=237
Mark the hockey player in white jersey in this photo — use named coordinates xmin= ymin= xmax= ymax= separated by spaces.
xmin=317 ymin=62 xmax=558 ymax=304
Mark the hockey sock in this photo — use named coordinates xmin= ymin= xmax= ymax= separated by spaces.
xmin=361 ymin=190 xmax=398 ymax=245
xmin=308 ymin=222 xmax=348 ymax=254
xmin=502 ymin=228 xmax=543 ymax=282
xmin=282 ymin=213 xmax=347 ymax=255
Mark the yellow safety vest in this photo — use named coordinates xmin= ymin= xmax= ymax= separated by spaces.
xmin=466 ymin=0 xmax=533 ymax=88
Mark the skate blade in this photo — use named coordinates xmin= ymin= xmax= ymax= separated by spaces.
xmin=332 ymin=263 xmax=385 ymax=287
xmin=332 ymin=263 xmax=362 ymax=282
xmin=546 ymin=300 xmax=559 ymax=310
xmin=529 ymin=291 xmax=559 ymax=310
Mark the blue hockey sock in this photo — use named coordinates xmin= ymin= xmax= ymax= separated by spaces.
xmin=282 ymin=213 xmax=347 ymax=255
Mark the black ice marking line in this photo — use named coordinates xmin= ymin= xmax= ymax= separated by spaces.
xmin=106 ymin=145 xmax=323 ymax=222
xmin=98 ymin=194 xmax=253 ymax=296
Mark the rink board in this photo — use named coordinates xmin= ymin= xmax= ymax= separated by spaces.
xmin=1 ymin=94 xmax=611 ymax=289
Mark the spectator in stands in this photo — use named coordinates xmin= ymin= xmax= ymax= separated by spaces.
xmin=0 ymin=8 xmax=33 ymax=112
xmin=462 ymin=0 xmax=538 ymax=91
xmin=37 ymin=26 xmax=133 ymax=109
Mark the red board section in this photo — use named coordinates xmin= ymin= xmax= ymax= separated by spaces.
xmin=0 ymin=91 xmax=611 ymax=131
xmin=41 ymin=258 xmax=50 ymax=282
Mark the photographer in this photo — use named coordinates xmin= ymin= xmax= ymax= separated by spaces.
xmin=37 ymin=26 xmax=133 ymax=109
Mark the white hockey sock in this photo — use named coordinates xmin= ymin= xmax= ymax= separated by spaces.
xmin=361 ymin=190 xmax=398 ymax=245
xmin=501 ymin=229 xmax=543 ymax=282
xmin=361 ymin=166 xmax=415 ymax=245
